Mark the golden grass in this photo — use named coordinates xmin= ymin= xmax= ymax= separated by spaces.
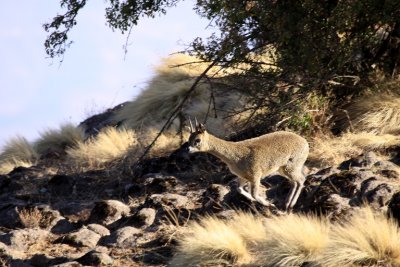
xmin=317 ymin=207 xmax=400 ymax=267
xmin=309 ymin=132 xmax=400 ymax=167
xmin=170 ymin=215 xmax=253 ymax=267
xmin=172 ymin=208 xmax=400 ymax=267
xmin=66 ymin=126 xmax=182 ymax=168
xmin=259 ymin=213 xmax=330 ymax=266
xmin=34 ymin=123 xmax=85 ymax=156
xmin=67 ymin=127 xmax=137 ymax=168
xmin=337 ymin=81 xmax=400 ymax=134
xmin=114 ymin=54 xmax=249 ymax=138
xmin=0 ymin=136 xmax=37 ymax=174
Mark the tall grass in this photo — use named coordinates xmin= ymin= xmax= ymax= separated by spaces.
xmin=34 ymin=123 xmax=85 ymax=156
xmin=337 ymin=80 xmax=400 ymax=134
xmin=259 ymin=213 xmax=330 ymax=266
xmin=0 ymin=136 xmax=37 ymax=174
xmin=114 ymin=54 xmax=248 ymax=138
xmin=309 ymin=132 xmax=400 ymax=167
xmin=171 ymin=208 xmax=400 ymax=267
xmin=170 ymin=215 xmax=254 ymax=266
xmin=317 ymin=207 xmax=400 ymax=267
xmin=66 ymin=127 xmax=136 ymax=168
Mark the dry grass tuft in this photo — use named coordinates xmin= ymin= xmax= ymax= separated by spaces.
xmin=170 ymin=215 xmax=253 ymax=267
xmin=338 ymin=80 xmax=400 ymax=134
xmin=309 ymin=132 xmax=400 ymax=167
xmin=0 ymin=136 xmax=37 ymax=174
xmin=18 ymin=207 xmax=43 ymax=229
xmin=259 ymin=213 xmax=330 ymax=266
xmin=317 ymin=207 xmax=400 ymax=267
xmin=114 ymin=54 xmax=248 ymax=138
xmin=172 ymin=208 xmax=400 ymax=267
xmin=67 ymin=127 xmax=137 ymax=168
xmin=34 ymin=123 xmax=85 ymax=156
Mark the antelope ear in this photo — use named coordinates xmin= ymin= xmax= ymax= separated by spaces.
xmin=198 ymin=123 xmax=206 ymax=133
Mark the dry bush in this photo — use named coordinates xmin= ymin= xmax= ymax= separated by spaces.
xmin=67 ymin=127 xmax=137 ymax=168
xmin=114 ymin=54 xmax=249 ymax=138
xmin=66 ymin=126 xmax=182 ymax=168
xmin=317 ymin=207 xmax=400 ymax=267
xmin=337 ymin=80 xmax=400 ymax=134
xmin=309 ymin=132 xmax=400 ymax=167
xmin=0 ymin=136 xmax=37 ymax=174
xmin=17 ymin=207 xmax=43 ymax=229
xmin=34 ymin=122 xmax=85 ymax=156
xmin=170 ymin=215 xmax=253 ymax=267
xmin=258 ymin=213 xmax=330 ymax=266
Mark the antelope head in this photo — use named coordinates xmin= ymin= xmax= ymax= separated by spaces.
xmin=187 ymin=118 xmax=209 ymax=153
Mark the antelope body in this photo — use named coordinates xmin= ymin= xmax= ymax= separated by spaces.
xmin=187 ymin=122 xmax=309 ymax=211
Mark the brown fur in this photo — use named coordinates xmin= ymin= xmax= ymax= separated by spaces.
xmin=188 ymin=126 xmax=309 ymax=210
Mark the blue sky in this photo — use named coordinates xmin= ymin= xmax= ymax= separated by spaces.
xmin=0 ymin=1 xmax=212 ymax=148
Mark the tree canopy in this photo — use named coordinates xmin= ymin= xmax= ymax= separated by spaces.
xmin=45 ymin=0 xmax=400 ymax=133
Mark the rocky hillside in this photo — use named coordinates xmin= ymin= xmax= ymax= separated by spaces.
xmin=1 ymin=103 xmax=400 ymax=267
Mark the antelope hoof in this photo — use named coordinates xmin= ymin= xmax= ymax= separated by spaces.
xmin=237 ymin=187 xmax=256 ymax=201
xmin=255 ymin=196 xmax=274 ymax=207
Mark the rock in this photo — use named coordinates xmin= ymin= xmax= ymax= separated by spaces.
xmin=49 ymin=261 xmax=82 ymax=267
xmin=364 ymin=183 xmax=397 ymax=208
xmin=77 ymin=249 xmax=113 ymax=266
xmin=102 ymin=226 xmax=141 ymax=248
xmin=0 ymin=229 xmax=51 ymax=251
xmin=47 ymin=175 xmax=76 ymax=196
xmin=8 ymin=259 xmax=34 ymax=267
xmin=0 ymin=205 xmax=23 ymax=229
xmin=29 ymin=254 xmax=54 ymax=266
xmin=150 ymin=193 xmax=189 ymax=209
xmin=388 ymin=192 xmax=400 ymax=223
xmin=142 ymin=173 xmax=178 ymax=193
xmin=137 ymin=208 xmax=156 ymax=227
xmin=88 ymin=200 xmax=130 ymax=225
xmin=60 ymin=227 xmax=101 ymax=248
xmin=51 ymin=218 xmax=78 ymax=234
xmin=87 ymin=224 xmax=110 ymax=237
xmin=202 ymin=184 xmax=230 ymax=212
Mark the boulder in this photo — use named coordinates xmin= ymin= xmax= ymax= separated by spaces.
xmin=0 ymin=229 xmax=51 ymax=251
xmin=101 ymin=226 xmax=141 ymax=248
xmin=88 ymin=200 xmax=130 ymax=226
xmin=60 ymin=227 xmax=101 ymax=248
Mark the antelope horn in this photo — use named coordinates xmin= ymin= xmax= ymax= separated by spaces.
xmin=189 ymin=117 xmax=194 ymax=133
xmin=195 ymin=117 xmax=199 ymax=130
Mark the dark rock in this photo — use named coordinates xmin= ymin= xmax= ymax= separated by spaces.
xmin=388 ymin=192 xmax=400 ymax=223
xmin=51 ymin=219 xmax=78 ymax=234
xmin=49 ymin=261 xmax=82 ymax=267
xmin=142 ymin=173 xmax=178 ymax=194
xmin=77 ymin=249 xmax=113 ymax=266
xmin=364 ymin=183 xmax=397 ymax=208
xmin=101 ymin=226 xmax=141 ymax=248
xmin=87 ymin=224 xmax=110 ymax=237
xmin=30 ymin=254 xmax=54 ymax=266
xmin=137 ymin=208 xmax=156 ymax=227
xmin=201 ymin=184 xmax=231 ymax=212
xmin=78 ymin=102 xmax=126 ymax=138
xmin=60 ymin=227 xmax=101 ymax=248
xmin=0 ymin=205 xmax=24 ymax=229
xmin=149 ymin=193 xmax=190 ymax=209
xmin=9 ymin=260 xmax=34 ymax=267
xmin=88 ymin=200 xmax=130 ymax=226
xmin=47 ymin=175 xmax=76 ymax=196
xmin=141 ymin=246 xmax=173 ymax=265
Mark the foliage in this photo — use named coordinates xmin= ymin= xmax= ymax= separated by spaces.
xmin=44 ymin=0 xmax=400 ymax=135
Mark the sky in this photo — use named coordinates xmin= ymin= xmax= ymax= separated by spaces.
xmin=0 ymin=1 xmax=213 ymax=148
